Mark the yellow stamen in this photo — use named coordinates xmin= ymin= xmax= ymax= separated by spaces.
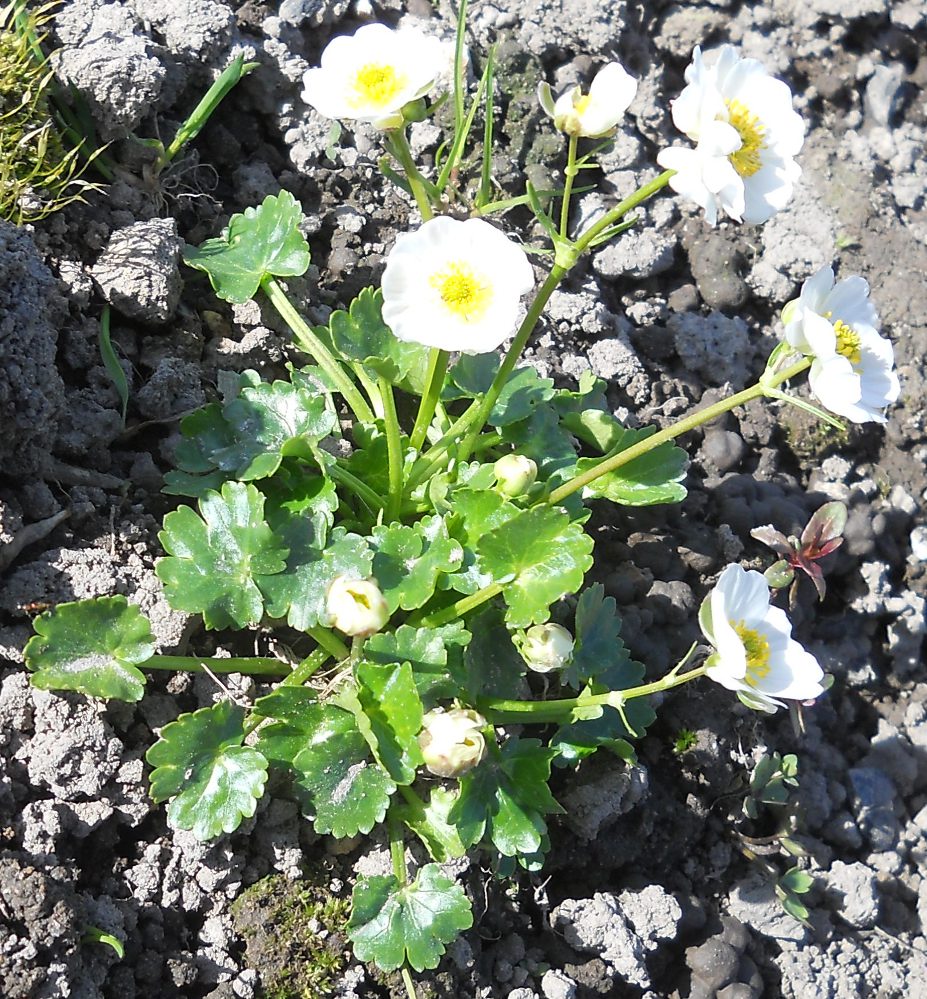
xmin=572 ymin=93 xmax=592 ymax=115
xmin=833 ymin=319 xmax=862 ymax=366
xmin=350 ymin=63 xmax=405 ymax=110
xmin=430 ymin=263 xmax=492 ymax=321
xmin=724 ymin=99 xmax=766 ymax=178
xmin=734 ymin=621 xmax=771 ymax=686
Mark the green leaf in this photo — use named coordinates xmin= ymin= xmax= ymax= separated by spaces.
xmin=98 ymin=305 xmax=128 ymax=427
xmin=477 ymin=506 xmax=594 ymax=627
xmin=364 ymin=623 xmax=470 ymax=705
xmin=441 ymin=487 xmax=520 ymax=596
xmin=502 ymin=406 xmax=579 ymax=480
xmin=157 ymin=481 xmax=288 ymax=630
xmin=371 ymin=515 xmax=463 ymax=613
xmin=462 ymin=606 xmax=525 ymax=700
xmin=397 ymin=787 xmax=467 ymax=862
xmin=779 ymin=867 xmax=814 ymax=894
xmin=259 ymin=462 xmax=338 ymax=552
xmin=566 ymin=414 xmax=688 ymax=506
xmin=450 ymin=738 xmax=563 ymax=857
xmin=254 ymin=692 xmax=396 ymax=836
xmin=323 ymin=287 xmax=430 ymax=391
xmin=147 ymin=701 xmax=268 ymax=840
xmin=259 ymin=527 xmax=372 ymax=631
xmin=182 ymin=191 xmax=311 ymax=303
xmin=445 ymin=355 xmax=554 ymax=426
xmin=355 ymin=661 xmax=424 ymax=785
xmin=348 ymin=863 xmax=473 ymax=972
xmin=24 ymin=596 xmax=154 ymax=702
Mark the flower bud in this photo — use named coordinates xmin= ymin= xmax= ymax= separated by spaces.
xmin=493 ymin=454 xmax=537 ymax=497
xmin=418 ymin=707 xmax=488 ymax=778
xmin=518 ymin=623 xmax=574 ymax=673
xmin=326 ymin=576 xmax=390 ymax=637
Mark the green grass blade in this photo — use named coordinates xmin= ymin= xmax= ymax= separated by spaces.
xmin=98 ymin=305 xmax=129 ymax=427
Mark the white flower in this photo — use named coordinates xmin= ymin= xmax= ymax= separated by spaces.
xmin=418 ymin=707 xmax=488 ymax=778
xmin=381 ymin=216 xmax=535 ymax=354
xmin=699 ymin=564 xmax=825 ymax=713
xmin=494 ymin=454 xmax=538 ymax=497
xmin=517 ymin=623 xmax=574 ymax=673
xmin=302 ymin=23 xmax=450 ymax=129
xmin=538 ymin=62 xmax=637 ymax=138
xmin=657 ymin=45 xmax=804 ymax=225
xmin=781 ymin=265 xmax=899 ymax=424
xmin=326 ymin=575 xmax=390 ymax=637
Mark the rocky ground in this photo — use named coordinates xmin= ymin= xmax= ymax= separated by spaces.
xmin=1 ymin=0 xmax=926 ymax=996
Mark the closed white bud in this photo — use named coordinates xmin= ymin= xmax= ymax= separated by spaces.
xmin=494 ymin=454 xmax=537 ymax=497
xmin=518 ymin=623 xmax=574 ymax=673
xmin=418 ymin=707 xmax=488 ymax=778
xmin=326 ymin=576 xmax=389 ymax=637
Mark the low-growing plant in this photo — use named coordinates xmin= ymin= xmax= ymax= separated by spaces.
xmin=22 ymin=5 xmax=898 ymax=994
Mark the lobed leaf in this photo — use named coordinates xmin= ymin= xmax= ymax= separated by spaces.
xmin=182 ymin=190 xmax=311 ymax=303
xmin=355 ymin=661 xmax=424 ymax=785
xmin=348 ymin=864 xmax=473 ymax=972
xmin=371 ymin=515 xmax=464 ymax=613
xmin=397 ymin=787 xmax=467 ymax=863
xmin=462 ymin=606 xmax=525 ymax=700
xmin=157 ymin=481 xmax=288 ymax=630
xmin=364 ymin=622 xmax=470 ymax=705
xmin=445 ymin=355 xmax=554 ymax=427
xmin=147 ymin=701 xmax=268 ymax=840
xmin=24 ymin=596 xmax=154 ymax=702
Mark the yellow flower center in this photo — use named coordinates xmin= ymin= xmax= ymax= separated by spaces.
xmin=833 ymin=319 xmax=862 ymax=366
xmin=350 ymin=63 xmax=406 ymax=110
xmin=572 ymin=93 xmax=592 ymax=115
xmin=724 ymin=99 xmax=766 ymax=178
xmin=734 ymin=621 xmax=771 ymax=687
xmin=430 ymin=263 xmax=492 ymax=321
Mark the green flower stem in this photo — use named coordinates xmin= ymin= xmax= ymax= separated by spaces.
xmin=280 ymin=647 xmax=330 ymax=687
xmin=559 ymin=135 xmax=579 ymax=238
xmin=573 ymin=169 xmax=676 ymax=254
xmin=386 ymin=811 xmax=420 ymax=998
xmin=479 ymin=665 xmax=708 ymax=725
xmin=379 ymin=376 xmax=404 ymax=522
xmin=307 ymin=625 xmax=351 ymax=662
xmin=409 ymin=348 xmax=450 ymax=452
xmin=455 ymin=264 xmax=568 ymax=464
xmin=547 ymin=358 xmax=812 ymax=506
xmin=261 ymin=276 xmax=375 ymax=424
xmin=387 ymin=129 xmax=435 ymax=221
xmin=142 ymin=655 xmax=286 ymax=676
xmin=408 ymin=581 xmax=505 ymax=629
xmin=327 ymin=464 xmax=387 ymax=514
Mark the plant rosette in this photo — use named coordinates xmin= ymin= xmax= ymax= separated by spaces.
xmin=699 ymin=564 xmax=826 ymax=713
xmin=780 ymin=265 xmax=899 ymax=424
xmin=302 ymin=22 xmax=452 ymax=129
xmin=657 ymin=44 xmax=804 ymax=225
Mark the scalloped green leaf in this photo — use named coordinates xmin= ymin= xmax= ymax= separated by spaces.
xmin=477 ymin=506 xmax=594 ymax=628
xmin=444 ymin=355 xmax=555 ymax=427
xmin=501 ymin=406 xmax=579 ymax=480
xmin=396 ymin=787 xmax=467 ymax=863
xmin=462 ymin=606 xmax=525 ymax=700
xmin=321 ymin=287 xmax=430 ymax=391
xmin=364 ymin=622 xmax=470 ymax=705
xmin=259 ymin=527 xmax=372 ymax=632
xmin=355 ymin=661 xmax=424 ymax=785
xmin=449 ymin=738 xmax=563 ymax=857
xmin=157 ymin=481 xmax=288 ymax=630
xmin=24 ymin=596 xmax=154 ymax=702
xmin=348 ymin=863 xmax=473 ymax=972
xmin=565 ymin=412 xmax=688 ymax=506
xmin=182 ymin=191 xmax=311 ymax=303
xmin=147 ymin=701 xmax=268 ymax=840
xmin=371 ymin=515 xmax=463 ymax=613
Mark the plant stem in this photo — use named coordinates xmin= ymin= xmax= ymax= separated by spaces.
xmin=280 ymin=647 xmax=330 ymax=687
xmin=388 ymin=129 xmax=434 ymax=220
xmin=559 ymin=134 xmax=578 ymax=238
xmin=307 ymin=625 xmax=351 ymax=661
xmin=547 ymin=358 xmax=812 ymax=506
xmin=400 ymin=968 xmax=418 ymax=999
xmin=261 ymin=276 xmax=374 ymax=424
xmin=456 ymin=264 xmax=567 ymax=463
xmin=327 ymin=464 xmax=387 ymax=514
xmin=479 ymin=665 xmax=708 ymax=725
xmin=573 ymin=170 xmax=675 ymax=254
xmin=143 ymin=655 xmax=286 ymax=676
xmin=409 ymin=581 xmax=505 ymax=629
xmin=380 ymin=376 xmax=404 ymax=522
xmin=410 ymin=349 xmax=450 ymax=452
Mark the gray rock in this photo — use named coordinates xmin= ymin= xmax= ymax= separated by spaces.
xmin=685 ymin=231 xmax=750 ymax=311
xmin=701 ymin=429 xmax=747 ymax=474
xmin=136 ymin=357 xmax=206 ymax=420
xmin=128 ymin=0 xmax=233 ymax=61
xmin=561 ymin=766 xmax=649 ymax=841
xmin=727 ymin=875 xmax=807 ymax=944
xmin=865 ymin=64 xmax=905 ymax=127
xmin=825 ymin=861 xmax=879 ymax=929
xmin=848 ymin=766 xmax=900 ymax=851
xmin=0 ymin=222 xmax=66 ymax=475
xmin=278 ymin=0 xmax=351 ymax=26
xmin=586 ymin=332 xmax=649 ymax=404
xmin=541 ymin=969 xmax=577 ymax=999
xmin=667 ymin=311 xmax=752 ymax=388
xmin=92 ymin=219 xmax=183 ymax=323
xmin=593 ymin=224 xmax=676 ymax=280
xmin=686 ymin=936 xmax=739 ymax=992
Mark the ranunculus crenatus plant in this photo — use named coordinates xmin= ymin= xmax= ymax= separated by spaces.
xmin=21 ymin=7 xmax=898 ymax=996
